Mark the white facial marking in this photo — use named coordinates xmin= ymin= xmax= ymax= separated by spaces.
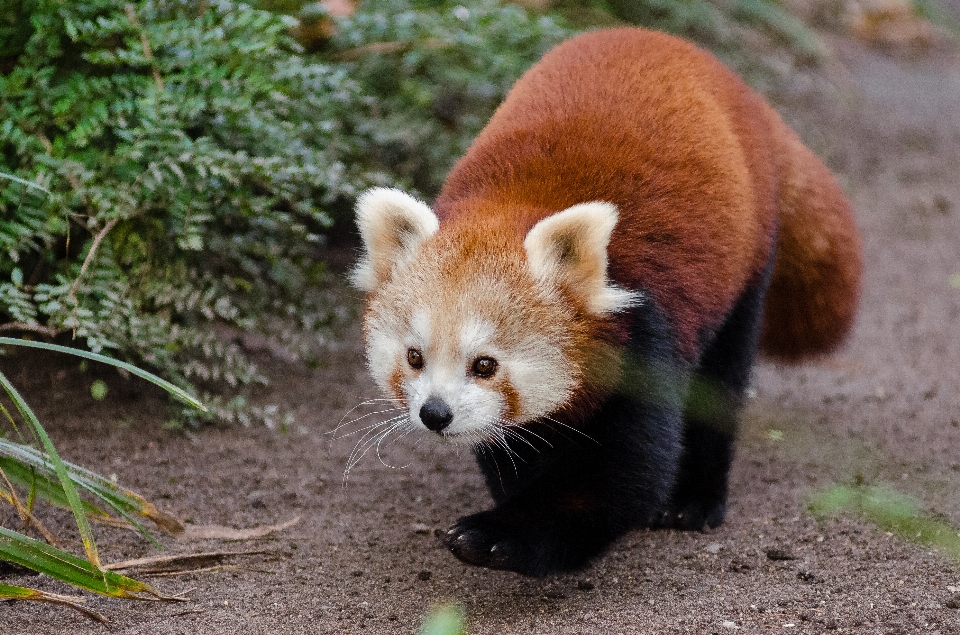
xmin=459 ymin=316 xmax=495 ymax=357
xmin=410 ymin=308 xmax=431 ymax=349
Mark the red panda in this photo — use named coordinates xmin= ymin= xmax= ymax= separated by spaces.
xmin=351 ymin=28 xmax=862 ymax=576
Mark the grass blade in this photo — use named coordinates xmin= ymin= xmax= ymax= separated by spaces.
xmin=0 ymin=338 xmax=206 ymax=412
xmin=0 ymin=455 xmax=110 ymax=519
xmin=0 ymin=371 xmax=101 ymax=568
xmin=0 ymin=439 xmax=184 ymax=539
xmin=0 ymin=526 xmax=176 ymax=600
xmin=0 ymin=583 xmax=107 ymax=622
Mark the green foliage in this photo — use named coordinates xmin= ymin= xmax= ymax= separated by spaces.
xmin=419 ymin=604 xmax=467 ymax=635
xmin=914 ymin=0 xmax=960 ymax=37
xmin=0 ymin=0 xmax=574 ymax=421
xmin=0 ymin=338 xmax=194 ymax=618
xmin=1 ymin=0 xmax=385 ymax=420
xmin=809 ymin=483 xmax=960 ymax=562
xmin=603 ymin=0 xmax=823 ymax=56
xmin=330 ymin=0 xmax=573 ymax=195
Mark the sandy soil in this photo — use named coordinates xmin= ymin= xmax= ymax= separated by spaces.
xmin=2 ymin=33 xmax=960 ymax=635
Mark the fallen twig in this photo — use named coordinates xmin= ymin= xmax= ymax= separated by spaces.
xmin=106 ymin=549 xmax=271 ymax=574
xmin=179 ymin=516 xmax=300 ymax=541
xmin=0 ymin=322 xmax=64 ymax=339
xmin=68 ymin=217 xmax=119 ymax=307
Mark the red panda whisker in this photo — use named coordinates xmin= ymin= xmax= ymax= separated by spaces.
xmin=380 ymin=423 xmax=419 ymax=451
xmin=499 ymin=421 xmax=553 ymax=451
xmin=475 ymin=442 xmax=510 ymax=491
xmin=343 ymin=417 xmax=411 ymax=483
xmin=541 ymin=416 xmax=600 ymax=446
xmin=497 ymin=426 xmax=543 ymax=455
xmin=331 ymin=399 xmax=405 ymax=435
xmin=335 ymin=413 xmax=407 ymax=442
xmin=331 ymin=409 xmax=407 ymax=438
xmin=483 ymin=425 xmax=524 ymax=473
xmin=374 ymin=425 xmax=416 ymax=471
xmin=491 ymin=438 xmax=520 ymax=476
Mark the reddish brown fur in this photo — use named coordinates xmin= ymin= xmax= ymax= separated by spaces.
xmin=388 ymin=365 xmax=405 ymax=406
xmin=433 ymin=28 xmax=861 ymax=362
xmin=759 ymin=129 xmax=863 ymax=359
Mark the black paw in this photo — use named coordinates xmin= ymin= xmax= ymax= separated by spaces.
xmin=443 ymin=511 xmax=531 ymax=573
xmin=443 ymin=509 xmax=597 ymax=576
xmin=657 ymin=497 xmax=726 ymax=531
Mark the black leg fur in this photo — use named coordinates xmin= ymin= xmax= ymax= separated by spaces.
xmin=660 ymin=250 xmax=777 ymax=531
xmin=445 ymin=300 xmax=689 ymax=576
xmin=444 ymin=250 xmax=777 ymax=575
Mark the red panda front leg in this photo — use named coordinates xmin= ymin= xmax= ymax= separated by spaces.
xmin=445 ymin=394 xmax=685 ymax=576
xmin=443 ymin=300 xmax=689 ymax=576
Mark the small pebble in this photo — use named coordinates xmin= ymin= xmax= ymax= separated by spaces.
xmin=765 ymin=547 xmax=796 ymax=561
xmin=577 ymin=579 xmax=595 ymax=591
xmin=411 ymin=523 xmax=432 ymax=535
xmin=722 ymin=621 xmax=738 ymax=630
xmin=945 ymin=594 xmax=960 ymax=609
xmin=705 ymin=543 xmax=722 ymax=554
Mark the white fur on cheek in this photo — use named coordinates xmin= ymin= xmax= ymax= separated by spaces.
xmin=502 ymin=335 xmax=575 ymax=421
xmin=365 ymin=319 xmax=405 ymax=395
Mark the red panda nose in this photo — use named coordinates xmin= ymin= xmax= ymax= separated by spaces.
xmin=419 ymin=397 xmax=453 ymax=432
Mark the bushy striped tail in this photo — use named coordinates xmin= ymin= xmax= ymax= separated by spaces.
xmin=760 ymin=126 xmax=863 ymax=361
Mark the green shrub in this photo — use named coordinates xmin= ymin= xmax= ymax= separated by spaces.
xmin=329 ymin=0 xmax=573 ymax=195
xmin=0 ymin=0 xmax=575 ymax=422
xmin=1 ymin=1 xmax=376 ymax=421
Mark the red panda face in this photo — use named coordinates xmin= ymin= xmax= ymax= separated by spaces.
xmin=362 ymin=240 xmax=578 ymax=444
xmin=353 ymin=188 xmax=639 ymax=444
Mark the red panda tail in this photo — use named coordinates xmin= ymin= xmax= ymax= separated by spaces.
xmin=759 ymin=125 xmax=863 ymax=362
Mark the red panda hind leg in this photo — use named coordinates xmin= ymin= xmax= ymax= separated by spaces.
xmin=658 ymin=247 xmax=776 ymax=530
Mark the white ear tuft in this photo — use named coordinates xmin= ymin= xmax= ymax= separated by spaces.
xmin=524 ymin=201 xmax=641 ymax=314
xmin=351 ymin=188 xmax=439 ymax=291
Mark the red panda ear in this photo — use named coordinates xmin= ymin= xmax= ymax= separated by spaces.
xmin=352 ymin=188 xmax=439 ymax=291
xmin=524 ymin=202 xmax=641 ymax=314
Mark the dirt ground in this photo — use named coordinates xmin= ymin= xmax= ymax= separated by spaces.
xmin=2 ymin=31 xmax=960 ymax=635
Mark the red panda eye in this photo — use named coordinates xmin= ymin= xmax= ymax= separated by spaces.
xmin=407 ymin=348 xmax=424 ymax=370
xmin=471 ymin=356 xmax=498 ymax=379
